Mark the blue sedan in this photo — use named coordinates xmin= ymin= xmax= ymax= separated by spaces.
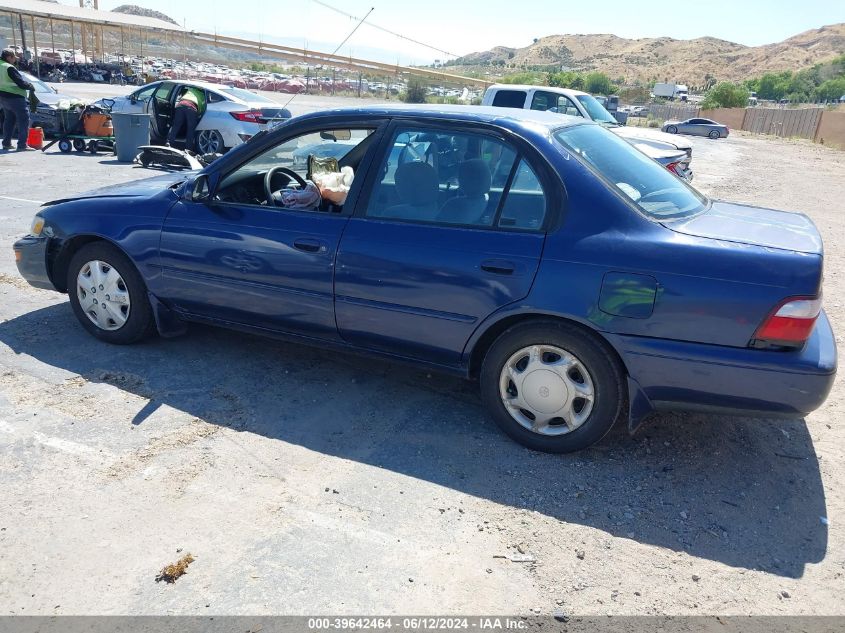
xmin=13 ymin=105 xmax=836 ymax=453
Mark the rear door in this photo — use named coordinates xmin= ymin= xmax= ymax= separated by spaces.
xmin=335 ymin=121 xmax=552 ymax=366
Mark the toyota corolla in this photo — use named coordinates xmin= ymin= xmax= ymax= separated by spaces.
xmin=13 ymin=105 xmax=836 ymax=453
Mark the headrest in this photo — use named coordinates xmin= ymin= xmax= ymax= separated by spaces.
xmin=459 ymin=159 xmax=492 ymax=197
xmin=395 ymin=161 xmax=439 ymax=205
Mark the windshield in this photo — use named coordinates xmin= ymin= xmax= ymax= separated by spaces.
xmin=554 ymin=124 xmax=707 ymax=220
xmin=575 ymin=94 xmax=618 ymax=126
xmin=218 ymin=86 xmax=274 ymax=103
xmin=22 ymin=73 xmax=52 ymax=94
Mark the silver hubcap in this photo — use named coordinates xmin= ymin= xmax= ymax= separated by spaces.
xmin=499 ymin=344 xmax=595 ymax=436
xmin=76 ymin=260 xmax=131 ymax=331
xmin=197 ymin=130 xmax=220 ymax=154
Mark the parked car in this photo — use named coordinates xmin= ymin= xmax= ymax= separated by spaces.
xmin=0 ymin=72 xmax=81 ymax=136
xmin=106 ymin=80 xmax=292 ymax=154
xmin=482 ymin=85 xmax=693 ymax=181
xmin=663 ymin=118 xmax=729 ymax=139
xmin=14 ymin=105 xmax=836 ymax=453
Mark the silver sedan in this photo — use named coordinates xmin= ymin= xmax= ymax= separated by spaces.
xmin=662 ymin=118 xmax=729 ymax=139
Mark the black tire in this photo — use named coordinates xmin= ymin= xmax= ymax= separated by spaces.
xmin=666 ymin=125 xmax=678 ymax=134
xmin=73 ymin=139 xmax=86 ymax=152
xmin=708 ymin=130 xmax=720 ymax=139
xmin=66 ymin=242 xmax=156 ymax=344
xmin=480 ymin=320 xmax=625 ymax=453
xmin=58 ymin=139 xmax=72 ymax=153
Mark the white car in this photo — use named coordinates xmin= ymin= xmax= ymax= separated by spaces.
xmin=108 ymin=80 xmax=292 ymax=153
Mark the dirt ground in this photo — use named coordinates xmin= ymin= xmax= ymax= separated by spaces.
xmin=0 ymin=94 xmax=843 ymax=616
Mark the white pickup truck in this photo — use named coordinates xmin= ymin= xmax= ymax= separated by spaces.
xmin=482 ymin=84 xmax=693 ymax=181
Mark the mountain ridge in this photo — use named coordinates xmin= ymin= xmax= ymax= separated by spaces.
xmin=448 ymin=23 xmax=845 ymax=86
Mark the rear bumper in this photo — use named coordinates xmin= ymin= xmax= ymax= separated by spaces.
xmin=13 ymin=235 xmax=56 ymax=291
xmin=613 ymin=310 xmax=837 ymax=418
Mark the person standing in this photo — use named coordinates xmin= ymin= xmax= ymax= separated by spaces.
xmin=167 ymin=85 xmax=206 ymax=153
xmin=0 ymin=49 xmax=35 ymax=151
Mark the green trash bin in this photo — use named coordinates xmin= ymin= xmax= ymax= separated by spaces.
xmin=111 ymin=112 xmax=151 ymax=162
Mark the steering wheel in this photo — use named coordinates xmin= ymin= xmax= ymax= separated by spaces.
xmin=264 ymin=166 xmax=308 ymax=205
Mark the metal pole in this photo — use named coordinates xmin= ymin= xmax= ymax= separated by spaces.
xmin=358 ymin=71 xmax=362 ymax=98
xmin=31 ymin=15 xmax=39 ymax=77
xmin=10 ymin=13 xmax=17 ymax=50
xmin=70 ymin=21 xmax=75 ymax=66
xmin=18 ymin=14 xmax=26 ymax=60
xmin=50 ymin=18 xmax=55 ymax=54
xmin=80 ymin=22 xmax=86 ymax=64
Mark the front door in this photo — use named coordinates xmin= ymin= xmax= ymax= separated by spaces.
xmin=150 ymin=81 xmax=176 ymax=139
xmin=157 ymin=125 xmax=381 ymax=339
xmin=334 ymin=123 xmax=552 ymax=366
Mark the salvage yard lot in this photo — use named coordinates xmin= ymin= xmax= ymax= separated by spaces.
xmin=0 ymin=94 xmax=843 ymax=615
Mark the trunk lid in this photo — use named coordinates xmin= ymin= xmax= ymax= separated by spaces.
xmin=664 ymin=201 xmax=823 ymax=255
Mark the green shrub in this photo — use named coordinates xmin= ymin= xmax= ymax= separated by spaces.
xmin=402 ymin=79 xmax=427 ymax=104
xmin=700 ymin=82 xmax=750 ymax=109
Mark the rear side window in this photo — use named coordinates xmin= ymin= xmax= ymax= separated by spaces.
xmin=498 ymin=160 xmax=546 ymax=230
xmin=365 ymin=126 xmax=547 ymax=231
xmin=491 ymin=90 xmax=527 ymax=108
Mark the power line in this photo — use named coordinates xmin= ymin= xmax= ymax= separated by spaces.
xmin=311 ymin=0 xmax=462 ymax=60
xmin=281 ymin=6 xmax=375 ymax=108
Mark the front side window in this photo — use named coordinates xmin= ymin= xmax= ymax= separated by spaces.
xmin=554 ymin=124 xmax=706 ymax=220
xmin=131 ymin=84 xmax=157 ymax=101
xmin=365 ymin=127 xmax=547 ymax=230
xmin=215 ymin=128 xmax=376 ymax=209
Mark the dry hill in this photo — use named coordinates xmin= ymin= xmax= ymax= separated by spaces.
xmin=450 ymin=23 xmax=845 ymax=86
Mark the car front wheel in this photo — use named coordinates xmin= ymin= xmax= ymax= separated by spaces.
xmin=480 ymin=321 xmax=625 ymax=453
xmin=666 ymin=125 xmax=678 ymax=134
xmin=67 ymin=242 xmax=156 ymax=344
xmin=708 ymin=130 xmax=720 ymax=139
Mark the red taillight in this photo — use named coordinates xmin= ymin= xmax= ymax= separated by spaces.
xmin=752 ymin=296 xmax=822 ymax=348
xmin=665 ymin=161 xmax=687 ymax=178
xmin=230 ymin=110 xmax=263 ymax=123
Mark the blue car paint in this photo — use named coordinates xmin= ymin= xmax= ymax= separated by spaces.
xmin=14 ymin=105 xmax=837 ymax=428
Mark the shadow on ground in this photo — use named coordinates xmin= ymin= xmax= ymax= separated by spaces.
xmin=0 ymin=303 xmax=828 ymax=578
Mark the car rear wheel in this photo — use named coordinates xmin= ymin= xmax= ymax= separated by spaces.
xmin=480 ymin=321 xmax=625 ymax=453
xmin=196 ymin=129 xmax=225 ymax=154
xmin=666 ymin=125 xmax=678 ymax=134
xmin=67 ymin=242 xmax=156 ymax=344
xmin=708 ymin=130 xmax=720 ymax=139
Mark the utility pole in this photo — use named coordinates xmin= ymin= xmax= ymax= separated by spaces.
xmin=18 ymin=14 xmax=26 ymax=60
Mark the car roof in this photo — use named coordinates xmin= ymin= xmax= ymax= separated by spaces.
xmin=487 ymin=84 xmax=590 ymax=97
xmin=153 ymin=79 xmax=247 ymax=94
xmin=293 ymin=104 xmax=588 ymax=133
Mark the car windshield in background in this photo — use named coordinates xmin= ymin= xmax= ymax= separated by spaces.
xmin=219 ymin=86 xmax=275 ymax=103
xmin=23 ymin=74 xmax=52 ymax=94
xmin=554 ymin=124 xmax=707 ymax=220
xmin=575 ymin=95 xmax=619 ymax=126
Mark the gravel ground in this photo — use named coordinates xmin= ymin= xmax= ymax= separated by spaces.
xmin=0 ymin=91 xmax=843 ymax=616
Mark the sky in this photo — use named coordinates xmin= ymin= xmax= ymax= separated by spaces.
xmin=90 ymin=0 xmax=844 ymax=65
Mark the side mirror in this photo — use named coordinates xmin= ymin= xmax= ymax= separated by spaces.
xmin=190 ymin=175 xmax=211 ymax=202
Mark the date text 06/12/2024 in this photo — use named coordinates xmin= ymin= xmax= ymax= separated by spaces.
xmin=307 ymin=618 xmax=529 ymax=630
